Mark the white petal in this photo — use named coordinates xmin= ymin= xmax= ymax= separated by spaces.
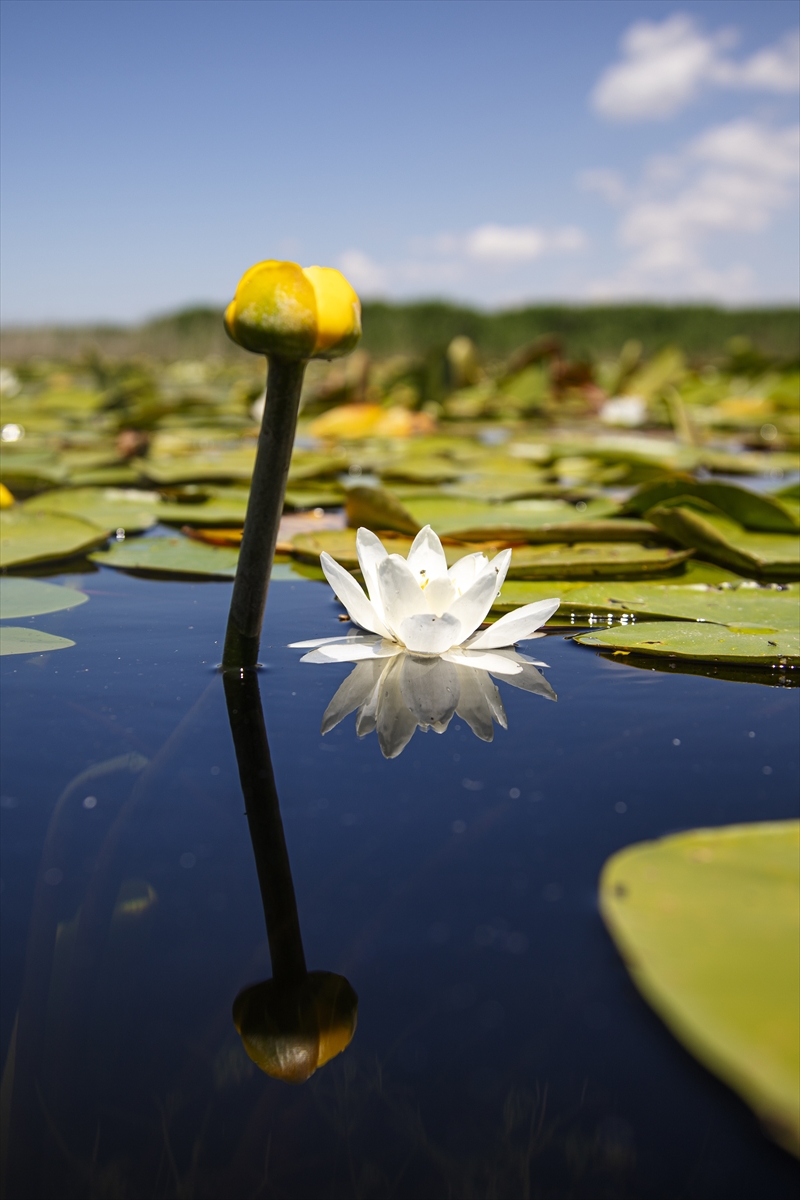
xmin=448 ymin=551 xmax=488 ymax=595
xmin=321 ymin=660 xmax=385 ymax=734
xmin=355 ymin=671 xmax=384 ymax=736
xmin=375 ymin=656 xmax=418 ymax=758
xmin=376 ymin=555 xmax=429 ymax=637
xmin=300 ymin=640 xmax=400 ymax=664
xmin=407 ymin=526 xmax=448 ymax=585
xmin=488 ymin=548 xmax=512 ymax=597
xmin=453 ymin=665 xmax=497 ymax=741
xmin=442 ymin=648 xmax=523 ymax=674
xmin=355 ymin=529 xmax=389 ymax=620
xmin=400 ymin=655 xmax=461 ymax=727
xmin=445 ymin=553 xmax=510 ymax=642
xmin=422 ymin=574 xmax=457 ymax=616
xmin=399 ymin=612 xmax=462 ymax=654
xmin=495 ymin=661 xmax=557 ymax=701
xmin=289 ymin=634 xmax=366 ymax=649
xmin=466 ymin=598 xmax=560 ymax=650
xmin=320 ymin=551 xmax=393 ymax=638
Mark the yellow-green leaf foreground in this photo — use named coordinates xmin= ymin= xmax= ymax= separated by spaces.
xmin=600 ymin=822 xmax=800 ymax=1156
xmin=0 ymin=626 xmax=76 ymax=656
xmin=0 ymin=577 xmax=88 ymax=619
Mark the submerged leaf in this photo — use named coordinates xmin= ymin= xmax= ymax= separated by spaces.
xmin=0 ymin=626 xmax=76 ymax=656
xmin=575 ymin=621 xmax=799 ymax=665
xmin=600 ymin=822 xmax=800 ymax=1155
xmin=0 ymin=577 xmax=89 ymax=619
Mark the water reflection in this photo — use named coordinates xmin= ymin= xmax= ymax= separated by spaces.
xmin=222 ymin=668 xmax=357 ymax=1081
xmin=302 ymin=641 xmax=556 ymax=757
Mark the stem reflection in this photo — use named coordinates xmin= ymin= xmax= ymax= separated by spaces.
xmin=222 ymin=668 xmax=357 ymax=1084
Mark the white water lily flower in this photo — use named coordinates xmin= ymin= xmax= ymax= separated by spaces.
xmin=293 ymin=526 xmax=559 ymax=664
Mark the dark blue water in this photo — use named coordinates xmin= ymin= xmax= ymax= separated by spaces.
xmin=1 ymin=568 xmax=798 ymax=1199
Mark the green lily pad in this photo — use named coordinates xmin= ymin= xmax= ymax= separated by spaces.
xmin=140 ymin=448 xmax=257 ymax=484
xmin=575 ymin=621 xmax=799 ymax=665
xmin=89 ymin=535 xmax=239 ymax=579
xmin=404 ymin=495 xmax=620 ymax=539
xmin=600 ymin=822 xmax=800 ymax=1155
xmin=507 ymin=543 xmax=693 ymax=580
xmin=0 ymin=452 xmax=69 ymax=489
xmin=1 ymin=510 xmax=109 ymax=569
xmin=288 ymin=529 xmax=503 ymax=570
xmin=283 ymin=486 xmax=345 ymax=510
xmin=155 ymin=490 xmax=250 ymax=526
xmin=648 ymin=505 xmax=800 ymax=579
xmin=0 ymin=626 xmax=76 ymax=656
xmin=344 ymin=485 xmax=421 ymax=535
xmin=0 ymin=577 xmax=89 ymax=618
xmin=23 ymin=487 xmax=159 ymax=533
xmin=625 ymin=477 xmax=799 ymax=533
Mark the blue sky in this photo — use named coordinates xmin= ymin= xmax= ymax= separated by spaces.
xmin=1 ymin=0 xmax=798 ymax=323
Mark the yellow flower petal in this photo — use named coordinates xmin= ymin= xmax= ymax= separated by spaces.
xmin=302 ymin=265 xmax=362 ymax=359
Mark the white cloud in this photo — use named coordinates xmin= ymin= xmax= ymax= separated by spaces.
xmin=586 ymin=118 xmax=799 ymax=299
xmin=592 ymin=15 xmax=799 ymax=120
xmin=338 ymin=224 xmax=586 ymax=295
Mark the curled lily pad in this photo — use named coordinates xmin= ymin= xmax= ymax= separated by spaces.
xmin=0 ymin=626 xmax=76 ymax=656
xmin=90 ymin=536 xmax=239 ymax=579
xmin=600 ymin=822 xmax=800 ymax=1155
xmin=1 ymin=510 xmax=109 ymax=569
xmin=507 ymin=543 xmax=693 ymax=581
xmin=345 ymin=485 xmax=421 ymax=535
xmin=625 ymin=477 xmax=799 ymax=533
xmin=23 ymin=487 xmax=159 ymax=533
xmin=648 ymin=505 xmax=800 ymax=579
xmin=575 ymin=621 xmax=799 ymax=665
xmin=0 ymin=577 xmax=88 ymax=618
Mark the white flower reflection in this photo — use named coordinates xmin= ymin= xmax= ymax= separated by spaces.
xmin=289 ymin=526 xmax=559 ymax=757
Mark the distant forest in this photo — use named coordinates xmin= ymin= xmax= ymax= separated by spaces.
xmin=2 ymin=301 xmax=798 ymax=363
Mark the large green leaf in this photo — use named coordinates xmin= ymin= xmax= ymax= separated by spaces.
xmin=89 ymin=535 xmax=239 ymax=579
xmin=344 ymin=485 xmax=421 ymax=535
xmin=404 ymin=495 xmax=620 ymax=539
xmin=0 ymin=510 xmax=109 ymax=569
xmin=494 ymin=579 xmax=798 ymax=629
xmin=155 ymin=490 xmax=250 ymax=527
xmin=507 ymin=543 xmax=693 ymax=580
xmin=575 ymin=621 xmax=798 ymax=665
xmin=23 ymin=487 xmax=159 ymax=533
xmin=140 ymin=448 xmax=256 ymax=484
xmin=648 ymin=505 xmax=800 ymax=579
xmin=600 ymin=822 xmax=800 ymax=1155
xmin=625 ymin=477 xmax=799 ymax=532
xmin=0 ymin=577 xmax=89 ymax=619
xmin=0 ymin=626 xmax=76 ymax=656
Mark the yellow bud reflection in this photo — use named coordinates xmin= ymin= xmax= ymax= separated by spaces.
xmin=233 ymin=970 xmax=358 ymax=1084
xmin=224 ymin=260 xmax=361 ymax=361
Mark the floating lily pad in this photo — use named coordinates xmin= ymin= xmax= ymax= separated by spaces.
xmin=600 ymin=822 xmax=800 ymax=1155
xmin=648 ymin=505 xmax=800 ymax=579
xmin=507 ymin=543 xmax=693 ymax=580
xmin=625 ymin=477 xmax=799 ymax=532
xmin=90 ymin=536 xmax=239 ymax=579
xmin=140 ymin=449 xmax=256 ymax=484
xmin=575 ymin=621 xmax=798 ymax=665
xmin=0 ymin=577 xmax=89 ymax=618
xmin=155 ymin=491 xmax=250 ymax=526
xmin=0 ymin=510 xmax=109 ymax=569
xmin=289 ymin=528 xmax=503 ymax=570
xmin=404 ymin=495 xmax=620 ymax=538
xmin=345 ymin=486 xmax=421 ymax=535
xmin=23 ymin=487 xmax=159 ymax=533
xmin=0 ymin=626 xmax=76 ymax=656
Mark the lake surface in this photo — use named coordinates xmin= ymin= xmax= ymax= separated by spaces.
xmin=1 ymin=567 xmax=798 ymax=1199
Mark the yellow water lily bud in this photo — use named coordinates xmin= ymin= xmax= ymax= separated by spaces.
xmin=233 ymin=970 xmax=358 ymax=1084
xmin=224 ymin=260 xmax=361 ymax=361
xmin=0 ymin=483 xmax=14 ymax=508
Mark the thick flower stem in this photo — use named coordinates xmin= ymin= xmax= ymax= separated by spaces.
xmin=222 ymin=356 xmax=307 ymax=669
xmin=222 ymin=667 xmax=307 ymax=985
